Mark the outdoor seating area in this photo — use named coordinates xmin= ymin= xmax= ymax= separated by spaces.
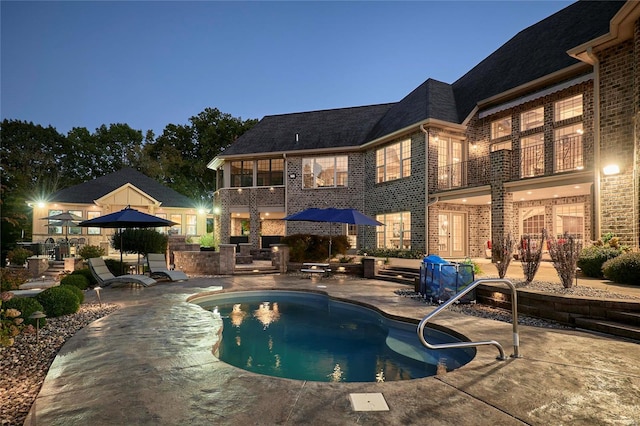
xmin=146 ymin=253 xmax=189 ymax=282
xmin=88 ymin=257 xmax=158 ymax=287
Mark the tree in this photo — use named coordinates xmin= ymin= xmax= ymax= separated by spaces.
xmin=141 ymin=108 xmax=257 ymax=202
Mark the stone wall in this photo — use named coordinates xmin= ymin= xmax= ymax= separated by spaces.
xmin=173 ymin=251 xmax=220 ymax=275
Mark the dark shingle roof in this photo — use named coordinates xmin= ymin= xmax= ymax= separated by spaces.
xmin=50 ymin=168 xmax=195 ymax=208
xmin=452 ymin=0 xmax=625 ymax=121
xmin=367 ymin=78 xmax=457 ymax=141
xmin=221 ymin=103 xmax=395 ymax=156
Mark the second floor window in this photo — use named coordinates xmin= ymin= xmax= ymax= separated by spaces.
xmin=230 ymin=160 xmax=253 ymax=187
xmin=302 ymin=156 xmax=348 ymax=188
xmin=554 ymin=124 xmax=583 ymax=172
xmin=520 ymin=134 xmax=545 ymax=177
xmin=491 ymin=117 xmax=511 ymax=139
xmin=521 ymin=107 xmax=544 ymax=131
xmin=554 ymin=94 xmax=582 ymax=122
xmin=257 ymin=158 xmax=284 ymax=186
xmin=376 ymin=139 xmax=411 ymax=183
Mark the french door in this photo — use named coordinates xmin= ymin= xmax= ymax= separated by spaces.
xmin=438 ymin=211 xmax=467 ymax=258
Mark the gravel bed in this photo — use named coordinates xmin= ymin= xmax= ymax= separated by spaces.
xmin=1 ymin=302 xmax=118 ymax=426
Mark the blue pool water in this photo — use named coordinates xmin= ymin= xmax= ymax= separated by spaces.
xmin=194 ymin=291 xmax=475 ymax=382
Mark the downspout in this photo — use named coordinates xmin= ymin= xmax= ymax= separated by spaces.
xmin=420 ymin=124 xmax=430 ymax=255
xmin=587 ymin=47 xmax=602 ymax=240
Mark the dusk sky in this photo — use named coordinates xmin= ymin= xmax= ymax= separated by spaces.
xmin=2 ymin=1 xmax=573 ymax=137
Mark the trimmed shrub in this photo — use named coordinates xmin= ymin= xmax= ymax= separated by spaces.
xmin=7 ymin=247 xmax=33 ymax=266
xmin=602 ymin=252 xmax=640 ymax=286
xmin=0 ymin=267 xmax=31 ymax=291
xmin=577 ymin=245 xmax=621 ymax=278
xmin=61 ymin=284 xmax=84 ymax=304
xmin=281 ymin=234 xmax=350 ymax=262
xmin=3 ymin=297 xmax=46 ymax=327
xmin=78 ymin=245 xmax=106 ymax=260
xmin=36 ymin=286 xmax=80 ymax=317
xmin=60 ymin=274 xmax=89 ymax=290
xmin=70 ymin=268 xmax=97 ymax=286
xmin=356 ymin=248 xmax=424 ymax=259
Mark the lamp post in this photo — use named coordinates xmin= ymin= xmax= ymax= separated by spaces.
xmin=29 ymin=311 xmax=46 ymax=345
xmin=94 ymin=286 xmax=102 ymax=307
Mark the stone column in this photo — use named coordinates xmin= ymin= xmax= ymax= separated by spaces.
xmin=27 ymin=256 xmax=49 ymax=279
xmin=362 ymin=257 xmax=377 ymax=278
xmin=490 ymin=149 xmax=514 ymax=262
xmin=218 ymin=244 xmax=236 ymax=275
xmin=271 ymin=244 xmax=289 ymax=273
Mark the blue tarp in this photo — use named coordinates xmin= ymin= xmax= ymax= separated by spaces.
xmin=419 ymin=255 xmax=475 ymax=303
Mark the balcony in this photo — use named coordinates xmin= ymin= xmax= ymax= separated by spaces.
xmin=436 ymin=156 xmax=490 ymax=191
xmin=520 ymin=143 xmax=545 ymax=178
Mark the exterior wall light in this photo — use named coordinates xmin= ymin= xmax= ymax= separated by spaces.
xmin=603 ymin=164 xmax=620 ymax=175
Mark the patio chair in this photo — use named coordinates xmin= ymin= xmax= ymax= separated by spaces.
xmin=88 ymin=258 xmax=157 ymax=287
xmin=146 ymin=253 xmax=188 ymax=282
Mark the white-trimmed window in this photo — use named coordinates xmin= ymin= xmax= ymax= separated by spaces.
xmin=554 ymin=204 xmax=584 ymax=241
xmin=87 ymin=211 xmax=101 ymax=235
xmin=521 ymin=107 xmax=544 ymax=131
xmin=68 ymin=210 xmax=83 ymax=235
xmin=520 ymin=134 xmax=545 ymax=177
xmin=554 ymin=94 xmax=582 ymax=122
xmin=230 ymin=160 xmax=253 ymax=187
xmin=520 ymin=207 xmax=545 ymax=238
xmin=491 ymin=117 xmax=511 ymax=139
xmin=186 ymin=214 xmax=197 ymax=235
xmin=47 ymin=210 xmax=63 ymax=235
xmin=302 ymin=156 xmax=348 ymax=188
xmin=257 ymin=158 xmax=284 ymax=186
xmin=376 ymin=140 xmax=411 ymax=183
xmin=375 ymin=212 xmax=411 ymax=249
xmin=170 ymin=214 xmax=182 ymax=234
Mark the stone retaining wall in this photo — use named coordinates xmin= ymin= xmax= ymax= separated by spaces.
xmin=477 ymin=284 xmax=640 ymax=325
xmin=173 ymin=251 xmax=220 ymax=275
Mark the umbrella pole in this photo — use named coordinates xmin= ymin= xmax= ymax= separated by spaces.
xmin=120 ymin=230 xmax=124 ymax=275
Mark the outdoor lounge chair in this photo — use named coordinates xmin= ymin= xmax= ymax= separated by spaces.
xmin=88 ymin=257 xmax=157 ymax=287
xmin=146 ymin=253 xmax=188 ymax=281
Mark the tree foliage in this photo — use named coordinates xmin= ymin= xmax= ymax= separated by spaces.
xmin=0 ymin=109 xmax=257 ymax=258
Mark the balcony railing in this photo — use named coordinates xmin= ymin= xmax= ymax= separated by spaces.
xmin=554 ymin=135 xmax=583 ymax=172
xmin=520 ymin=143 xmax=545 ymax=178
xmin=436 ymin=156 xmax=490 ymax=191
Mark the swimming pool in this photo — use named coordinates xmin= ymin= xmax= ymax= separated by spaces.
xmin=192 ymin=290 xmax=475 ymax=383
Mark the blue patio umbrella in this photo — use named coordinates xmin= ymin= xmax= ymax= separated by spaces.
xmin=283 ymin=208 xmax=383 ymax=258
xmin=78 ymin=206 xmax=177 ymax=273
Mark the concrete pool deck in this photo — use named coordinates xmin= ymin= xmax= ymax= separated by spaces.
xmin=25 ymin=269 xmax=640 ymax=425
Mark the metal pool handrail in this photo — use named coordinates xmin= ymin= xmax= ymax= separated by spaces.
xmin=417 ymin=278 xmax=521 ymax=361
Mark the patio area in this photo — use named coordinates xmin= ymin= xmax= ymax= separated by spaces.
xmin=24 ymin=271 xmax=640 ymax=425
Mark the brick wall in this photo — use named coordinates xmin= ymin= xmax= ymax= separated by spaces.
xmin=598 ymin=38 xmax=638 ymax=247
xmin=364 ymin=131 xmax=427 ymax=252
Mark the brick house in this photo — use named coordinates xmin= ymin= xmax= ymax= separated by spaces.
xmin=209 ymin=0 xmax=639 ymax=258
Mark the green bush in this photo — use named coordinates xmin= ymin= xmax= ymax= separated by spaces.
xmin=78 ymin=245 xmax=106 ymax=260
xmin=60 ymin=274 xmax=89 ymax=290
xmin=7 ymin=247 xmax=33 ymax=266
xmin=60 ymin=283 xmax=84 ymax=304
xmin=602 ymin=252 xmax=640 ymax=286
xmin=577 ymin=245 xmax=621 ymax=278
xmin=199 ymin=232 xmax=218 ymax=249
xmin=357 ymin=248 xmax=424 ymax=259
xmin=281 ymin=234 xmax=350 ymax=262
xmin=70 ymin=268 xmax=97 ymax=286
xmin=3 ymin=297 xmax=46 ymax=327
xmin=104 ymin=259 xmax=127 ymax=276
xmin=112 ymin=228 xmax=168 ymax=256
xmin=0 ymin=267 xmax=31 ymax=291
xmin=36 ymin=286 xmax=80 ymax=317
